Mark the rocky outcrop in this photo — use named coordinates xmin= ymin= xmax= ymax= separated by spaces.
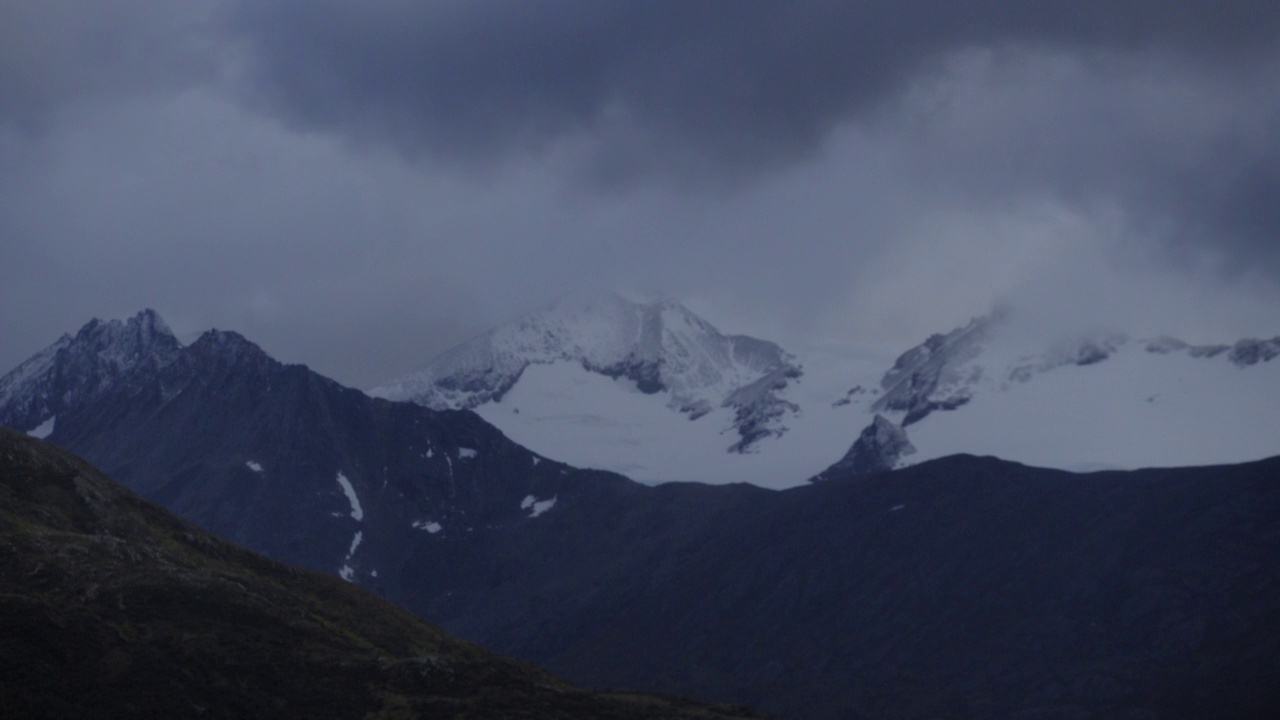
xmin=1228 ymin=337 xmax=1280 ymax=367
xmin=871 ymin=315 xmax=992 ymax=426
xmin=810 ymin=414 xmax=915 ymax=480
xmin=0 ymin=309 xmax=181 ymax=431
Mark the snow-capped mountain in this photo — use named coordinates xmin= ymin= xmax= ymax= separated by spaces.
xmin=0 ymin=309 xmax=182 ymax=435
xmin=371 ymin=292 xmax=803 ymax=454
xmin=374 ymin=294 xmax=1280 ymax=488
xmin=818 ymin=312 xmax=1280 ymax=478
xmin=0 ymin=310 xmax=597 ymax=582
xmin=5 ymin=310 xmax=1280 ymax=720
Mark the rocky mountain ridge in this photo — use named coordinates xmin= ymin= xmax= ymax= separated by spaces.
xmin=371 ymin=292 xmax=802 ymax=453
xmin=817 ymin=311 xmax=1280 ymax=479
xmin=0 ymin=311 xmax=601 ymax=584
xmin=4 ymin=310 xmax=1280 ymax=718
xmin=0 ymin=309 xmax=181 ymax=432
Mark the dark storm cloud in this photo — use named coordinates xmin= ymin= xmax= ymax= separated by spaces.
xmin=3 ymin=1 xmax=1278 ymax=387
xmin=0 ymin=1 xmax=216 ymax=133
xmin=222 ymin=1 xmax=1280 ymax=275
xmin=226 ymin=1 xmax=1280 ymax=170
xmin=884 ymin=48 xmax=1280 ymax=276
xmin=1181 ymin=147 xmax=1280 ymax=270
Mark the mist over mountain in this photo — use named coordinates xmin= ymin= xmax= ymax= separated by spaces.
xmin=372 ymin=292 xmax=803 ymax=454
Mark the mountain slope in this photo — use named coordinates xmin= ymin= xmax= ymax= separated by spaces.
xmin=0 ymin=427 xmax=765 ymax=719
xmin=371 ymin=292 xmax=802 ymax=454
xmin=0 ymin=309 xmax=181 ymax=434
xmin=6 ymin=310 xmax=1280 ymax=719
xmin=0 ymin=312 xmax=617 ymax=587
xmin=393 ymin=453 xmax=1280 ymax=720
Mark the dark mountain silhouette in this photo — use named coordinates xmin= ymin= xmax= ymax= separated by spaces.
xmin=0 ymin=427 xmax=765 ymax=719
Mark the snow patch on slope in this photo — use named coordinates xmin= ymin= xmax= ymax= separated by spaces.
xmin=27 ymin=416 xmax=55 ymax=439
xmin=335 ymin=472 xmax=363 ymax=521
xmin=521 ymin=495 xmax=558 ymax=518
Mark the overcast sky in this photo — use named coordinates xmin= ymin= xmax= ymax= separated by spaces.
xmin=3 ymin=1 xmax=1278 ymax=387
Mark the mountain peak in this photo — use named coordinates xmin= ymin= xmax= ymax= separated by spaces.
xmin=72 ymin=308 xmax=179 ymax=366
xmin=0 ymin=310 xmax=183 ymax=432
xmin=811 ymin=414 xmax=916 ymax=481
xmin=372 ymin=293 xmax=802 ymax=453
xmin=181 ymin=330 xmax=284 ymax=381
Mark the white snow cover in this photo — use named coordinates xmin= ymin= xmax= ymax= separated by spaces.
xmin=458 ymin=447 xmax=478 ymax=459
xmin=246 ymin=460 xmax=263 ymax=473
xmin=373 ymin=294 xmax=1278 ymax=489
xmin=521 ymin=495 xmax=558 ymax=518
xmin=369 ymin=292 xmax=801 ymax=449
xmin=477 ymin=318 xmax=1280 ymax=487
xmin=412 ymin=520 xmax=443 ymax=533
xmin=338 ymin=530 xmax=363 ymax=582
xmin=27 ymin=416 xmax=55 ymax=439
xmin=335 ymin=472 xmax=364 ymax=521
xmin=479 ymin=343 xmax=890 ymax=488
xmin=897 ymin=331 xmax=1280 ymax=471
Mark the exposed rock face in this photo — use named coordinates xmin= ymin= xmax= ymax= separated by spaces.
xmin=723 ymin=365 xmax=803 ymax=452
xmin=0 ymin=309 xmax=181 ymax=430
xmin=371 ymin=292 xmax=803 ymax=452
xmin=1228 ymin=337 xmax=1280 ymax=367
xmin=810 ymin=414 xmax=915 ymax=480
xmin=1142 ymin=335 xmax=1280 ymax=366
xmin=871 ymin=314 xmax=992 ymax=426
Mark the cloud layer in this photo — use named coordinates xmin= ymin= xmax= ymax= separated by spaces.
xmin=2 ymin=1 xmax=1277 ymax=385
